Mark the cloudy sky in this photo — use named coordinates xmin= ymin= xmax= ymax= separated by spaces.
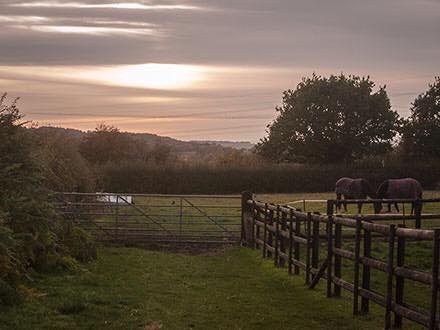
xmin=0 ymin=0 xmax=439 ymax=141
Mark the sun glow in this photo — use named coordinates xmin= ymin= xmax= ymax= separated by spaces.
xmin=77 ymin=64 xmax=205 ymax=89
xmin=11 ymin=2 xmax=201 ymax=10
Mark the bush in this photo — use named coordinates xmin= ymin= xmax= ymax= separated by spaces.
xmin=62 ymin=227 xmax=97 ymax=263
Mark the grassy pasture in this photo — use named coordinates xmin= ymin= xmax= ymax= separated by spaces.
xmin=0 ymin=247 xmax=389 ymax=330
xmin=3 ymin=192 xmax=439 ymax=329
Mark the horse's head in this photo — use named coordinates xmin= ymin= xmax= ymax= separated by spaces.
xmin=373 ymin=202 xmax=382 ymax=214
xmin=361 ymin=179 xmax=376 ymax=198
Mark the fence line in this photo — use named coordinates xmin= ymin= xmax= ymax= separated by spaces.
xmin=241 ymin=192 xmax=440 ymax=330
xmin=54 ymin=193 xmax=242 ymax=245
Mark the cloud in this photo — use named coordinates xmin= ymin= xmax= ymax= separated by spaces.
xmin=0 ymin=0 xmax=439 ymax=140
xmin=10 ymin=1 xmax=202 ymax=10
xmin=14 ymin=24 xmax=156 ymax=36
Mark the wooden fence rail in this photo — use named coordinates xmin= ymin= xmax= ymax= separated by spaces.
xmin=241 ymin=192 xmax=440 ymax=330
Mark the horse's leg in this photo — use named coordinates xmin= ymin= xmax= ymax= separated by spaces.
xmin=394 ymin=202 xmax=400 ymax=213
xmin=336 ymin=193 xmax=342 ymax=212
xmin=387 ymin=203 xmax=392 ymax=212
xmin=410 ymin=202 xmax=415 ymax=215
xmin=343 ymin=198 xmax=348 ymax=213
xmin=357 ymin=202 xmax=362 ymax=214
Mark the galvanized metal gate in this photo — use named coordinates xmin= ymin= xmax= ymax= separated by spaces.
xmin=53 ymin=192 xmax=241 ymax=245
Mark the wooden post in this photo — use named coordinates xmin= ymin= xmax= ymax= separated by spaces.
xmin=394 ymin=224 xmax=406 ymax=328
xmin=274 ymin=206 xmax=280 ymax=267
xmin=294 ymin=211 xmax=301 ymax=275
xmin=361 ymin=221 xmax=372 ymax=314
xmin=280 ymin=210 xmax=287 ymax=267
xmin=312 ymin=216 xmax=320 ymax=280
xmin=306 ymin=212 xmax=312 ymax=284
xmin=115 ymin=195 xmax=119 ymax=243
xmin=415 ymin=199 xmax=422 ymax=229
xmin=288 ymin=209 xmax=294 ymax=275
xmin=385 ymin=225 xmax=396 ymax=330
xmin=252 ymin=200 xmax=257 ymax=249
xmin=429 ymin=229 xmax=440 ymax=330
xmin=254 ymin=201 xmax=260 ymax=249
xmin=326 ymin=200 xmax=334 ymax=298
xmin=241 ymin=191 xmax=254 ymax=246
xmin=267 ymin=208 xmax=274 ymax=258
xmin=179 ymin=197 xmax=183 ymax=241
xmin=263 ymin=203 xmax=268 ymax=258
xmin=353 ymin=218 xmax=362 ymax=315
xmin=334 ymin=219 xmax=342 ymax=297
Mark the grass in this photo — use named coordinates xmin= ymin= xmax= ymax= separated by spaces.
xmin=4 ymin=192 xmax=439 ymax=329
xmin=0 ymin=246 xmax=391 ymax=330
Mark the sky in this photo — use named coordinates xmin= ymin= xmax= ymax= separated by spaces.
xmin=0 ymin=0 xmax=439 ymax=142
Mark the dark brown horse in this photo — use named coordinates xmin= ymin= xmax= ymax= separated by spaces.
xmin=374 ymin=178 xmax=423 ymax=214
xmin=335 ymin=177 xmax=376 ymax=213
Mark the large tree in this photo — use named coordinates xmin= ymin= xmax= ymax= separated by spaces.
xmin=79 ymin=124 xmax=133 ymax=164
xmin=256 ymin=74 xmax=400 ymax=163
xmin=400 ymin=77 xmax=440 ymax=158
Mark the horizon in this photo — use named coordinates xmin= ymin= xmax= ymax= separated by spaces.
xmin=1 ymin=0 xmax=439 ymax=142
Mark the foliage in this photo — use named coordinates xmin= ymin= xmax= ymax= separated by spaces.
xmin=256 ymin=74 xmax=400 ymax=163
xmin=79 ymin=124 xmax=133 ymax=164
xmin=61 ymin=227 xmax=97 ymax=263
xmin=0 ymin=94 xmax=97 ymax=306
xmin=400 ymin=77 xmax=440 ymax=158
xmin=33 ymin=128 xmax=95 ymax=192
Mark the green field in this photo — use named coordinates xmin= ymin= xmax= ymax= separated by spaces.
xmin=0 ymin=247 xmax=391 ymax=330
xmin=2 ymin=192 xmax=439 ymax=329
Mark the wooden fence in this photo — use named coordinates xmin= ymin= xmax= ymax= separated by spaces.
xmin=241 ymin=191 xmax=440 ymax=329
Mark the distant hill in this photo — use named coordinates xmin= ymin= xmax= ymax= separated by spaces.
xmin=190 ymin=140 xmax=254 ymax=150
xmin=33 ymin=126 xmax=252 ymax=158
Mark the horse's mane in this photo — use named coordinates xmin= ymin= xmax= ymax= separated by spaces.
xmin=376 ymin=180 xmax=389 ymax=198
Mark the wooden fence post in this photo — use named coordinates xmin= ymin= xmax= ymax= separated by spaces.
xmin=415 ymin=199 xmax=422 ymax=229
xmin=385 ymin=225 xmax=396 ymax=329
xmin=267 ymin=208 xmax=274 ymax=258
xmin=274 ymin=206 xmax=280 ymax=267
xmin=294 ymin=212 xmax=301 ymax=275
xmin=312 ymin=216 xmax=320 ymax=280
xmin=263 ymin=203 xmax=268 ymax=258
xmin=429 ymin=229 xmax=440 ymax=330
xmin=115 ymin=195 xmax=119 ymax=243
xmin=280 ymin=210 xmax=287 ymax=268
xmin=288 ymin=209 xmax=294 ymax=275
xmin=326 ymin=201 xmax=334 ymax=298
xmin=394 ymin=224 xmax=406 ymax=328
xmin=306 ymin=212 xmax=312 ymax=284
xmin=353 ymin=218 xmax=362 ymax=315
xmin=361 ymin=221 xmax=372 ymax=314
xmin=254 ymin=201 xmax=260 ymax=250
xmin=241 ymin=191 xmax=254 ymax=246
xmin=334 ymin=218 xmax=342 ymax=297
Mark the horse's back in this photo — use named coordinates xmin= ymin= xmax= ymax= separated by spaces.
xmin=335 ymin=177 xmax=366 ymax=198
xmin=387 ymin=178 xmax=422 ymax=199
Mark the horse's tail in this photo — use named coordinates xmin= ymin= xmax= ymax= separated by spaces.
xmin=376 ymin=180 xmax=389 ymax=199
xmin=361 ymin=179 xmax=376 ymax=198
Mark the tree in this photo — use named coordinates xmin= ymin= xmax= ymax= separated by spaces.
xmin=400 ymin=77 xmax=440 ymax=158
xmin=79 ymin=124 xmax=133 ymax=164
xmin=256 ymin=74 xmax=400 ymax=163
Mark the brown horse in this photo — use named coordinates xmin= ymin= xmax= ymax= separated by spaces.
xmin=374 ymin=178 xmax=423 ymax=214
xmin=335 ymin=177 xmax=376 ymax=213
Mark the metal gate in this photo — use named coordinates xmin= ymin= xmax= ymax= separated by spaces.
xmin=52 ymin=192 xmax=241 ymax=245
